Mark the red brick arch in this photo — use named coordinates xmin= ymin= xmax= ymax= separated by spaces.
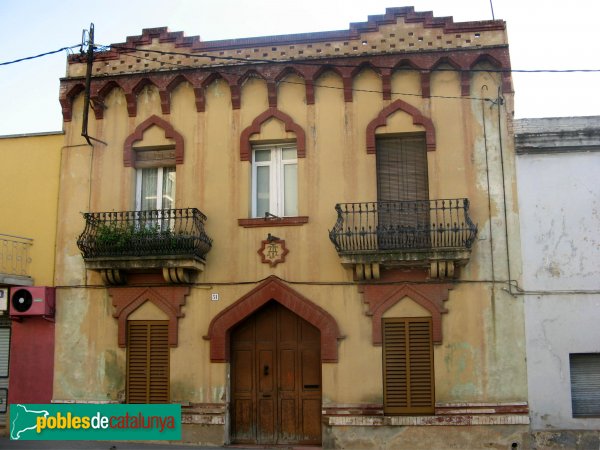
xmin=109 ymin=281 xmax=190 ymax=348
xmin=366 ymin=99 xmax=436 ymax=153
xmin=123 ymin=115 xmax=184 ymax=167
xmin=360 ymin=269 xmax=453 ymax=345
xmin=239 ymin=108 xmax=306 ymax=161
xmin=205 ymin=276 xmax=342 ymax=362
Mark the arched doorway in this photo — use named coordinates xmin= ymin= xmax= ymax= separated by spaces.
xmin=230 ymin=301 xmax=321 ymax=445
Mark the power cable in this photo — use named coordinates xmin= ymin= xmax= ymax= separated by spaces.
xmin=109 ymin=47 xmax=493 ymax=102
xmin=100 ymin=44 xmax=600 ymax=73
xmin=0 ymin=45 xmax=80 ymax=67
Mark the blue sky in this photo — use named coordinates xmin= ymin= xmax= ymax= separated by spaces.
xmin=0 ymin=0 xmax=599 ymax=135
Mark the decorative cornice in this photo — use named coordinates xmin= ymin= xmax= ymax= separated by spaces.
xmin=68 ymin=8 xmax=505 ymax=66
xmin=59 ymin=48 xmax=511 ymax=122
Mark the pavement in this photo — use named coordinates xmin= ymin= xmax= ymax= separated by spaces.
xmin=0 ymin=438 xmax=261 ymax=450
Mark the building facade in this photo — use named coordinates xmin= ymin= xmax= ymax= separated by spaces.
xmin=516 ymin=117 xmax=600 ymax=447
xmin=51 ymin=7 xmax=527 ymax=448
xmin=0 ymin=132 xmax=62 ymax=428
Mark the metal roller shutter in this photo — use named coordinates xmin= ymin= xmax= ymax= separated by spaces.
xmin=376 ymin=135 xmax=429 ymax=204
xmin=376 ymin=135 xmax=430 ymax=249
xmin=0 ymin=327 xmax=9 ymax=378
xmin=570 ymin=353 xmax=600 ymax=417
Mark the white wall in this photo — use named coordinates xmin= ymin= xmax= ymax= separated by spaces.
xmin=517 ymin=149 xmax=600 ymax=430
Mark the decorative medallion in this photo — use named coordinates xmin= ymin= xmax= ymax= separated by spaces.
xmin=258 ymin=234 xmax=289 ymax=267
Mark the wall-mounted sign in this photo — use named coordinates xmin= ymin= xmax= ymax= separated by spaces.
xmin=258 ymin=234 xmax=289 ymax=267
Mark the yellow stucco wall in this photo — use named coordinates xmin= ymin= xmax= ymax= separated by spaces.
xmin=53 ymin=59 xmax=526 ymax=408
xmin=0 ymin=132 xmax=62 ymax=286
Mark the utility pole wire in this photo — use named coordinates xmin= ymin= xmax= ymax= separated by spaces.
xmin=98 ymin=44 xmax=600 ymax=73
xmin=0 ymin=45 xmax=80 ymax=67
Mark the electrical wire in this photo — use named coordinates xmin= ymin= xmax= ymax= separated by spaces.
xmin=87 ymin=43 xmax=599 ymax=103
xmin=99 ymin=43 xmax=600 ymax=73
xmin=0 ymin=45 xmax=80 ymax=67
xmin=49 ymin=279 xmax=600 ymax=295
xmin=108 ymin=47 xmax=494 ymax=102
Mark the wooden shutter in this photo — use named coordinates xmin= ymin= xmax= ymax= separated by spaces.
xmin=376 ymin=135 xmax=429 ymax=204
xmin=376 ymin=135 xmax=430 ymax=249
xmin=382 ymin=317 xmax=434 ymax=415
xmin=127 ymin=321 xmax=170 ymax=403
xmin=570 ymin=353 xmax=600 ymax=417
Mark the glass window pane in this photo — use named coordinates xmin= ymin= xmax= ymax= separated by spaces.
xmin=283 ymin=163 xmax=297 ymax=216
xmin=141 ymin=168 xmax=158 ymax=211
xmin=254 ymin=150 xmax=271 ymax=162
xmin=256 ymin=165 xmax=270 ymax=217
xmin=282 ymin=148 xmax=297 ymax=160
xmin=162 ymin=167 xmax=176 ymax=210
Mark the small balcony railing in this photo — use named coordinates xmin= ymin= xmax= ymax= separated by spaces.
xmin=77 ymin=208 xmax=212 ymax=260
xmin=329 ymin=199 xmax=477 ymax=254
xmin=0 ymin=234 xmax=33 ymax=278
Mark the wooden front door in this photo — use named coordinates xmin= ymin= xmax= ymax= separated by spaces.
xmin=231 ymin=302 xmax=321 ymax=445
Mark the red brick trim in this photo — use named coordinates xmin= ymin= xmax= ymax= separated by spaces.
xmin=257 ymin=239 xmax=289 ymax=267
xmin=366 ymin=99 xmax=436 ymax=153
xmin=74 ymin=9 xmax=504 ymax=63
xmin=59 ymin=83 xmax=85 ymax=122
xmin=381 ymin=69 xmax=392 ymax=101
xmin=60 ymin=47 xmax=512 ymax=122
xmin=311 ymin=65 xmax=355 ymax=102
xmin=205 ymin=276 xmax=342 ymax=362
xmin=238 ymin=216 xmax=309 ymax=228
xmin=433 ymin=56 xmax=462 ymax=71
xmin=359 ymin=269 xmax=453 ymax=345
xmin=92 ymin=80 xmax=124 ymax=120
xmin=108 ymin=276 xmax=190 ymax=348
xmin=470 ymin=53 xmax=513 ymax=94
xmin=420 ymin=71 xmax=431 ymax=98
xmin=239 ymin=108 xmax=306 ymax=161
xmin=194 ymin=72 xmax=223 ymax=112
xmin=123 ymin=115 xmax=184 ymax=167
xmin=322 ymin=402 xmax=529 ymax=422
xmin=127 ymin=78 xmax=158 ymax=117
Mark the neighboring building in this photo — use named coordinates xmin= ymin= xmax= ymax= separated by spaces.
xmin=516 ymin=117 xmax=600 ymax=445
xmin=0 ymin=132 xmax=62 ymax=428
xmin=49 ymin=6 xmax=527 ymax=448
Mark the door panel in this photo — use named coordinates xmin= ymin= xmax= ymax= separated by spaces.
xmin=280 ymin=398 xmax=297 ymax=441
xmin=302 ymin=398 xmax=321 ymax=438
xmin=280 ymin=350 xmax=296 ymax=391
xmin=257 ymin=398 xmax=275 ymax=443
xmin=231 ymin=302 xmax=321 ymax=445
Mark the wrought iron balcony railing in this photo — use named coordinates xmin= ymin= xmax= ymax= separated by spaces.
xmin=0 ymin=234 xmax=33 ymax=278
xmin=77 ymin=208 xmax=212 ymax=260
xmin=329 ymin=199 xmax=477 ymax=254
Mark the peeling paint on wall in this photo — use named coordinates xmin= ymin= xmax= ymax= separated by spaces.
xmin=444 ymin=342 xmax=481 ymax=399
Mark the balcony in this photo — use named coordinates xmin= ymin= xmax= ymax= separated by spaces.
xmin=77 ymin=208 xmax=212 ymax=284
xmin=329 ymin=199 xmax=477 ymax=279
xmin=0 ymin=234 xmax=33 ymax=286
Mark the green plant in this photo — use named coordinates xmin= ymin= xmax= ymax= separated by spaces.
xmin=93 ymin=221 xmax=196 ymax=255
